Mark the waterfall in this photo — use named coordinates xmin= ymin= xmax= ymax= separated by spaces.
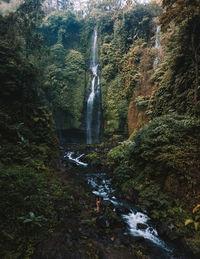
xmin=86 ymin=30 xmax=102 ymax=144
xmin=153 ymin=25 xmax=161 ymax=67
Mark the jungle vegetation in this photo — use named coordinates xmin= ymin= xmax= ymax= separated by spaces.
xmin=0 ymin=0 xmax=200 ymax=257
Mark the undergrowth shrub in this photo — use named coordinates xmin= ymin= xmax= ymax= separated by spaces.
xmin=0 ymin=163 xmax=56 ymax=258
xmin=108 ymin=114 xmax=200 ymax=222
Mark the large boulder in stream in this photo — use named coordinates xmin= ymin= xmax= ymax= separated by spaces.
xmin=136 ymin=223 xmax=148 ymax=230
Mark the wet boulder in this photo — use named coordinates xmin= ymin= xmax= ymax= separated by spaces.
xmin=136 ymin=223 xmax=148 ymax=230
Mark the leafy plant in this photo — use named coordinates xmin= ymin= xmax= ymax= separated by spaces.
xmin=18 ymin=212 xmax=48 ymax=227
xmin=185 ymin=204 xmax=200 ymax=231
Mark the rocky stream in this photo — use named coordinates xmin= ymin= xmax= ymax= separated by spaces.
xmin=32 ymin=144 xmax=195 ymax=259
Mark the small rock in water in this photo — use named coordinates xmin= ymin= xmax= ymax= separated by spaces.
xmin=136 ymin=223 xmax=148 ymax=230
xmin=81 ymin=235 xmax=88 ymax=240
xmin=148 ymin=227 xmax=154 ymax=233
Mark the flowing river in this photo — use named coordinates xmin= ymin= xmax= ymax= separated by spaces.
xmin=64 ymin=150 xmax=190 ymax=259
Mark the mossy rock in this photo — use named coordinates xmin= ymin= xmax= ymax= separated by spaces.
xmin=85 ymin=152 xmax=102 ymax=166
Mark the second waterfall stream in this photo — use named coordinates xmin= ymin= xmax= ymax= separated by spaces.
xmin=86 ymin=30 xmax=102 ymax=144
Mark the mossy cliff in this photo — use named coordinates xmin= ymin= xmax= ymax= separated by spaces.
xmin=40 ymin=3 xmax=162 ymax=139
xmin=97 ymin=4 xmax=161 ymax=136
xmin=41 ymin=11 xmax=94 ymax=138
xmin=106 ymin=2 xmax=200 ymax=253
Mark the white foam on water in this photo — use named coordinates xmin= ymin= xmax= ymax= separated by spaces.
xmin=66 ymin=155 xmax=173 ymax=256
xmin=122 ymin=211 xmax=172 ymax=253
xmin=87 ymin=176 xmax=115 ymax=199
xmin=64 ymin=152 xmax=88 ymax=167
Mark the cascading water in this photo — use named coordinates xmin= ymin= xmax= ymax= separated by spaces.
xmin=86 ymin=30 xmax=102 ymax=144
xmin=64 ymin=151 xmax=191 ymax=258
xmin=154 ymin=25 xmax=161 ymax=67
xmin=155 ymin=25 xmax=161 ymax=49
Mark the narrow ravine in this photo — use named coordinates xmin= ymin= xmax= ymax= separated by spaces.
xmin=64 ymin=151 xmax=190 ymax=259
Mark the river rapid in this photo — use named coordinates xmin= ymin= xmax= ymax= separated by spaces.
xmin=64 ymin=149 xmax=192 ymax=259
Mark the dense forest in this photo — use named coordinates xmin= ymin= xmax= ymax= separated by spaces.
xmin=0 ymin=0 xmax=200 ymax=258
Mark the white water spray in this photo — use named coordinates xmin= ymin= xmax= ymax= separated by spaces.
xmin=86 ymin=30 xmax=101 ymax=144
xmin=154 ymin=25 xmax=161 ymax=67
xmin=64 ymin=152 xmax=88 ymax=167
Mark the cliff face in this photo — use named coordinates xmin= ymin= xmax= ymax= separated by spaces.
xmin=106 ymin=1 xmax=200 ymax=254
xmin=40 ymin=3 xmax=162 ymax=141
xmin=40 ymin=11 xmax=94 ymax=143
xmin=127 ymin=86 xmax=156 ymax=138
xmin=98 ymin=6 xmax=160 ymax=137
xmin=127 ymin=46 xmax=158 ymax=138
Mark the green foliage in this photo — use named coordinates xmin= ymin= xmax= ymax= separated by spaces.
xmin=113 ymin=165 xmax=133 ymax=188
xmin=0 ymin=3 xmax=59 ymax=258
xmin=50 ymin=179 xmax=82 ymax=213
xmin=85 ymin=152 xmax=102 ymax=166
xmin=61 ymin=49 xmax=85 ymax=126
xmin=98 ymin=3 xmax=160 ymax=135
xmin=185 ymin=204 xmax=200 ymax=231
xmin=153 ymin=0 xmax=200 ymax=117
xmin=41 ymin=11 xmax=81 ymax=48
xmin=41 ymin=11 xmax=92 ymax=131
xmin=18 ymin=212 xmax=48 ymax=227
xmin=130 ymin=114 xmax=200 ymax=180
xmin=44 ymin=48 xmax=86 ymax=129
xmin=153 ymin=26 xmax=200 ymax=117
xmin=107 ymin=141 xmax=134 ymax=167
xmin=108 ymin=114 xmax=200 ymax=225
xmin=0 ymin=164 xmax=56 ymax=258
xmin=104 ymin=75 xmax=129 ymax=135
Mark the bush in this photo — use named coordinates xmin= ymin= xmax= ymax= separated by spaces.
xmin=107 ymin=141 xmax=134 ymax=167
xmin=131 ymin=114 xmax=200 ymax=181
xmin=108 ymin=114 xmax=200 ymax=220
xmin=0 ymin=163 xmax=56 ymax=258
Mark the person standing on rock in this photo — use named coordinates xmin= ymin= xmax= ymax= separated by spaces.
xmin=96 ymin=196 xmax=101 ymax=213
